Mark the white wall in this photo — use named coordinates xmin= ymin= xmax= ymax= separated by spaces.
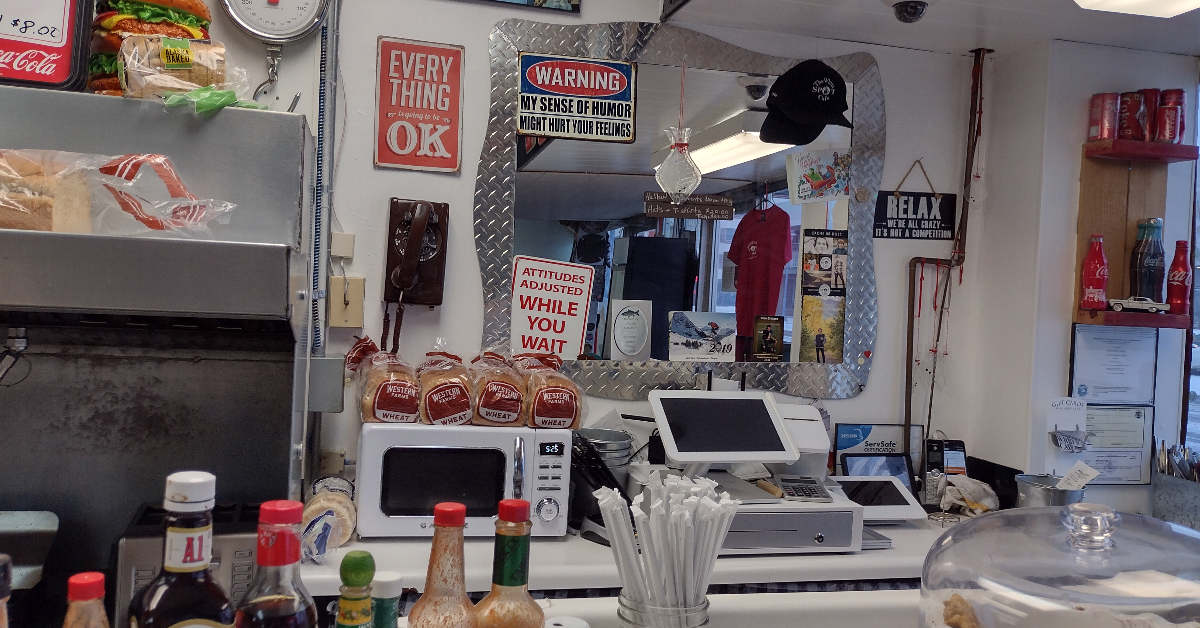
xmin=962 ymin=40 xmax=1198 ymax=512
xmin=322 ymin=0 xmax=663 ymax=457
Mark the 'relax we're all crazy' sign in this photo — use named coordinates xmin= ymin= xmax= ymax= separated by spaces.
xmin=518 ymin=53 xmax=636 ymax=143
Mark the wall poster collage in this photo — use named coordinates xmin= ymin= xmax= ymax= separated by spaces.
xmin=795 ymin=228 xmax=847 ymax=363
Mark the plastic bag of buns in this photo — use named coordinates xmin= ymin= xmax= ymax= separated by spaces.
xmin=0 ymin=151 xmax=91 ymax=233
xmin=417 ymin=351 xmax=474 ymax=425
xmin=119 ymin=35 xmax=227 ymax=99
xmin=513 ymin=353 xmax=584 ymax=429
xmin=469 ymin=352 xmax=526 ymax=427
xmin=0 ymin=150 xmax=235 ymax=237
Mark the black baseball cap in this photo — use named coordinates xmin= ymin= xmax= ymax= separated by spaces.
xmin=760 ymin=59 xmax=853 ymax=145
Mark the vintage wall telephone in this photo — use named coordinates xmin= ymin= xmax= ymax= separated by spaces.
xmin=380 ymin=198 xmax=448 ymax=352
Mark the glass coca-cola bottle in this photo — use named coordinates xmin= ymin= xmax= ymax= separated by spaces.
xmin=129 ymin=472 xmax=234 ymax=628
xmin=408 ymin=503 xmax=478 ymax=628
xmin=1131 ymin=218 xmax=1166 ymax=301
xmin=1080 ymin=234 xmax=1109 ymax=310
xmin=234 ymin=500 xmax=317 ymax=628
xmin=1167 ymin=240 xmax=1192 ymax=315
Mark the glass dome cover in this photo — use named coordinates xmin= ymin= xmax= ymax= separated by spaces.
xmin=921 ymin=503 xmax=1200 ymax=628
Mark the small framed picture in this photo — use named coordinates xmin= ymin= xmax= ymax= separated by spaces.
xmin=752 ymin=316 xmax=785 ymax=362
xmin=477 ymin=0 xmax=579 ymax=12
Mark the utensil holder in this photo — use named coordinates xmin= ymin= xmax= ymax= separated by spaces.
xmin=1153 ymin=470 xmax=1200 ymax=531
xmin=617 ymin=593 xmax=709 ymax=628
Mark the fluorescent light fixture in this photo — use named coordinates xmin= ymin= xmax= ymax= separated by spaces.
xmin=1074 ymin=0 xmax=1200 ymax=18
xmin=653 ymin=111 xmax=791 ymax=175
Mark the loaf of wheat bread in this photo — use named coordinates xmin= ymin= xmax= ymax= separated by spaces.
xmin=513 ymin=353 xmax=582 ymax=429
xmin=417 ymin=352 xmax=474 ymax=426
xmin=469 ymin=352 xmax=526 ymax=427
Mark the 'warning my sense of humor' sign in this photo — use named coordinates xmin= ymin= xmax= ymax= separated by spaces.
xmin=873 ymin=191 xmax=957 ymax=240
xmin=518 ymin=53 xmax=636 ymax=143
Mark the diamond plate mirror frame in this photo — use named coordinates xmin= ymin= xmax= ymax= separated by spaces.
xmin=474 ymin=20 xmax=883 ymax=400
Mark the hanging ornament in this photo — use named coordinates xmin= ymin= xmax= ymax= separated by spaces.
xmin=656 ymin=65 xmax=701 ymax=204
xmin=656 ymin=127 xmax=702 ymax=204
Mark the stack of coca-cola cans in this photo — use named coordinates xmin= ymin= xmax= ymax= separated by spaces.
xmin=1089 ymin=88 xmax=1185 ymax=143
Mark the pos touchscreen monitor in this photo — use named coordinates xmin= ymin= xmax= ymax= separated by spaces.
xmin=648 ymin=391 xmax=798 ymax=464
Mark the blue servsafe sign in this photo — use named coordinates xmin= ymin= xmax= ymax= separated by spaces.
xmin=518 ymin=53 xmax=636 ymax=143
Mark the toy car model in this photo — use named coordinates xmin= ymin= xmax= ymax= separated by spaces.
xmin=1109 ymin=297 xmax=1171 ymax=313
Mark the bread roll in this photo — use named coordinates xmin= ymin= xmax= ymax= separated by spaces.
xmin=417 ymin=352 xmax=473 ymax=426
xmin=470 ymin=353 xmax=526 ymax=427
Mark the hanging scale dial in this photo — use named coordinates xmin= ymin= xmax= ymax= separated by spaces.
xmin=218 ymin=0 xmax=330 ymax=101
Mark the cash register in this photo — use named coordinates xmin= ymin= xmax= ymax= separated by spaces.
xmin=646 ymin=390 xmax=863 ymax=555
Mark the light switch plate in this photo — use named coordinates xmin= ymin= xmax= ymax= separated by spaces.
xmin=330 ymin=232 xmax=355 ymax=259
xmin=320 ymin=450 xmax=346 ymax=476
xmin=329 ymin=276 xmax=365 ymax=328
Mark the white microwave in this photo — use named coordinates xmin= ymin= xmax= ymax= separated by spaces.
xmin=356 ymin=424 xmax=571 ymax=537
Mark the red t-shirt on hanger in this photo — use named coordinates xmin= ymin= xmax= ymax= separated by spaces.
xmin=727 ymin=205 xmax=793 ymax=337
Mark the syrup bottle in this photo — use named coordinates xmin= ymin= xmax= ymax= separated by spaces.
xmin=234 ymin=501 xmax=317 ymax=628
xmin=475 ymin=500 xmax=544 ymax=628
xmin=129 ymin=472 xmax=234 ymax=628
xmin=408 ymin=503 xmax=478 ymax=628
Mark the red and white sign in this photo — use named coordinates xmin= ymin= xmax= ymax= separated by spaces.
xmin=0 ymin=0 xmax=79 ymax=86
xmin=374 ymin=37 xmax=464 ymax=173
xmin=511 ymin=256 xmax=594 ymax=359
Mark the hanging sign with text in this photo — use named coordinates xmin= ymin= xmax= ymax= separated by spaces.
xmin=873 ymin=191 xmax=957 ymax=240
xmin=375 ymin=37 xmax=464 ymax=173
xmin=511 ymin=256 xmax=595 ymax=359
xmin=518 ymin=53 xmax=636 ymax=143
xmin=644 ymin=192 xmax=734 ymax=220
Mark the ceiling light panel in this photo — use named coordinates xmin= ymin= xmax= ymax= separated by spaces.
xmin=1075 ymin=0 xmax=1200 ymax=18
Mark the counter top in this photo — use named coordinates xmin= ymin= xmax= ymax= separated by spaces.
xmin=393 ymin=590 xmax=922 ymax=628
xmin=300 ymin=521 xmax=949 ymax=597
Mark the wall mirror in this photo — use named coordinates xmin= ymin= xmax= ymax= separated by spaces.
xmin=474 ymin=21 xmax=883 ymax=400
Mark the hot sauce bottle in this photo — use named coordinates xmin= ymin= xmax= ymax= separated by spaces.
xmin=129 ymin=472 xmax=234 ymax=628
xmin=234 ymin=501 xmax=317 ymax=628
xmin=408 ymin=503 xmax=478 ymax=628
xmin=475 ymin=500 xmax=543 ymax=628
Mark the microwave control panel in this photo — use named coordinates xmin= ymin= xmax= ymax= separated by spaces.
xmin=530 ymin=431 xmax=571 ymax=536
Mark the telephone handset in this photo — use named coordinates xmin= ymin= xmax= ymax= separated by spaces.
xmin=380 ymin=198 xmax=449 ymax=352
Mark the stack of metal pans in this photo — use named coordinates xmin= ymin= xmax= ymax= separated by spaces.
xmin=578 ymin=428 xmax=634 ymax=487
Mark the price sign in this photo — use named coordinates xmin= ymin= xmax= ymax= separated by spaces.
xmin=0 ymin=0 xmax=81 ymax=87
xmin=1 ymin=0 xmax=68 ymax=46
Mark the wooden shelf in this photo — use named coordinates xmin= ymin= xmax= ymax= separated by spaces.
xmin=1084 ymin=139 xmax=1199 ymax=164
xmin=1075 ymin=309 xmax=1191 ymax=329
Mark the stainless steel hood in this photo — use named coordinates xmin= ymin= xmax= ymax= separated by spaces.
xmin=0 ymin=230 xmax=291 ymax=319
xmin=0 ymin=85 xmax=312 ymax=322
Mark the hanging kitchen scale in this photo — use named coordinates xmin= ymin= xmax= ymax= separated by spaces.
xmin=218 ymin=0 xmax=329 ymax=101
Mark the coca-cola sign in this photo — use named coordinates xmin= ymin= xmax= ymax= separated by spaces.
xmin=0 ymin=0 xmax=80 ymax=86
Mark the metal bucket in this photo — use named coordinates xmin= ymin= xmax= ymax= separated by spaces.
xmin=579 ymin=428 xmax=635 ymax=487
xmin=1016 ymin=474 xmax=1086 ymax=507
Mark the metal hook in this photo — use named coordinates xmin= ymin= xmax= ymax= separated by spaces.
xmin=253 ymin=45 xmax=283 ymax=102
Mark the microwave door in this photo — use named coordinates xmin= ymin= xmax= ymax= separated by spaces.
xmin=379 ymin=447 xmax=509 ymax=518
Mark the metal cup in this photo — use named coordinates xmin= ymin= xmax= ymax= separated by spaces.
xmin=1016 ymin=474 xmax=1086 ymax=507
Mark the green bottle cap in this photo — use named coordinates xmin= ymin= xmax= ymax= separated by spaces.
xmin=340 ymin=550 xmax=376 ymax=588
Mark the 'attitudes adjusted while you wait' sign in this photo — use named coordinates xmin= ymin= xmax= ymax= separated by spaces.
xmin=510 ymin=256 xmax=594 ymax=359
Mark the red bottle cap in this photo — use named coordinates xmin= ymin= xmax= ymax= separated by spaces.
xmin=259 ymin=499 xmax=304 ymax=525
xmin=434 ymin=502 xmax=467 ymax=527
xmin=68 ymin=572 xmax=105 ymax=601
xmin=498 ymin=499 xmax=530 ymax=523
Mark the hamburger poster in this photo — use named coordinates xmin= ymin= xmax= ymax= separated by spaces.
xmin=517 ymin=52 xmax=636 ymax=143
xmin=375 ymin=37 xmax=464 ymax=173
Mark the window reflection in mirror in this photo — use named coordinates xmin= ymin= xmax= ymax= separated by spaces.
xmin=514 ymin=63 xmax=853 ymax=363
